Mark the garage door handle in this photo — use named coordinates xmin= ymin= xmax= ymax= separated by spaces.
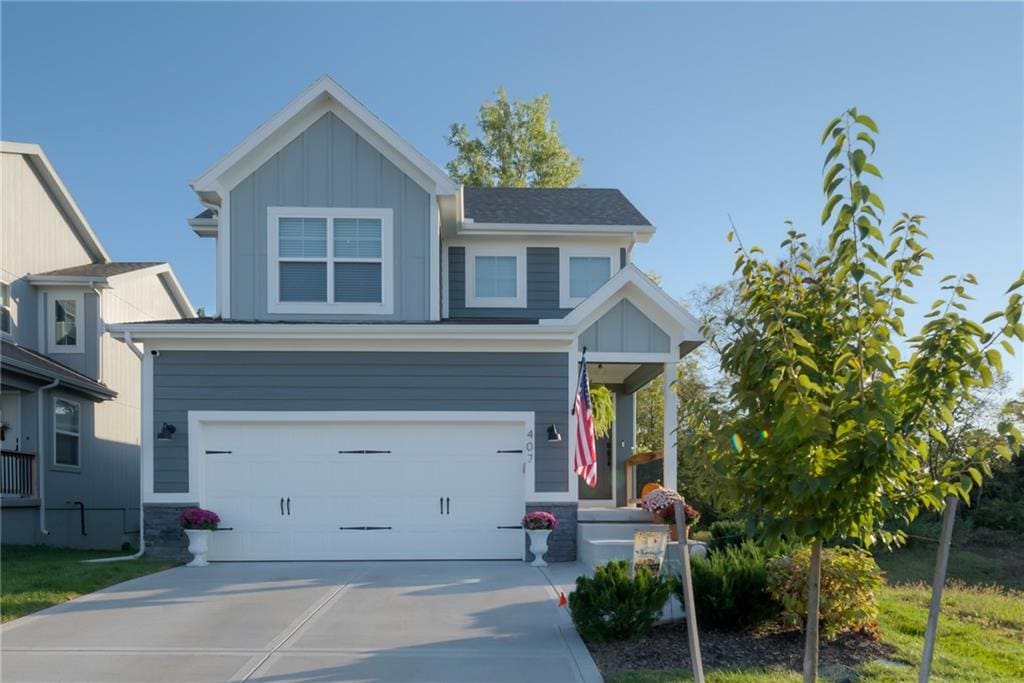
xmin=339 ymin=526 xmax=392 ymax=531
xmin=446 ymin=497 xmax=450 ymax=515
xmin=286 ymin=497 xmax=291 ymax=515
xmin=439 ymin=497 xmax=443 ymax=515
xmin=497 ymin=525 xmax=523 ymax=529
xmin=280 ymin=497 xmax=284 ymax=515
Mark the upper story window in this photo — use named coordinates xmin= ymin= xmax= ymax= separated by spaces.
xmin=267 ymin=207 xmax=394 ymax=315
xmin=49 ymin=292 xmax=83 ymax=353
xmin=0 ymin=281 xmax=11 ymax=336
xmin=54 ymin=398 xmax=81 ymax=468
xmin=465 ymin=245 xmax=527 ymax=308
xmin=560 ymin=247 xmax=620 ymax=308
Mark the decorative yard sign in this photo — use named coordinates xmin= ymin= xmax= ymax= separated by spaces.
xmin=631 ymin=530 xmax=668 ymax=576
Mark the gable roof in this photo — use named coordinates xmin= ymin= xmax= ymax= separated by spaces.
xmin=28 ymin=262 xmax=196 ymax=319
xmin=190 ymin=75 xmax=459 ymax=198
xmin=0 ymin=141 xmax=111 ymax=263
xmin=545 ymin=264 xmax=704 ymax=350
xmin=463 ymin=187 xmax=652 ymax=227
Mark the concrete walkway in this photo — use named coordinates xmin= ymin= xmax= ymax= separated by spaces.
xmin=1 ymin=561 xmax=602 ymax=683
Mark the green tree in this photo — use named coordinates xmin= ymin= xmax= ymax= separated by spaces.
xmin=446 ymin=88 xmax=581 ymax=187
xmin=699 ymin=109 xmax=1024 ymax=681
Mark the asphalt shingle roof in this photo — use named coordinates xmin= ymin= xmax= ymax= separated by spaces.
xmin=462 ymin=187 xmax=651 ymax=226
xmin=32 ymin=262 xmax=162 ymax=278
xmin=1 ymin=340 xmax=116 ymax=399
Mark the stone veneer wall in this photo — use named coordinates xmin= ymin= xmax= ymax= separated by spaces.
xmin=143 ymin=503 xmax=196 ymax=562
xmin=525 ymin=503 xmax=578 ymax=563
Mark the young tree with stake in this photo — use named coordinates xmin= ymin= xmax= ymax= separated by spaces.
xmin=699 ymin=108 xmax=1024 ymax=682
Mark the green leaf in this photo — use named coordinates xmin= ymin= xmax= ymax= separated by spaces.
xmin=855 ymin=113 xmax=879 ymax=133
xmin=867 ymin=193 xmax=885 ymax=211
xmin=821 ymin=116 xmax=842 ymax=144
xmin=862 ymin=162 xmax=883 ymax=179
xmin=985 ymin=348 xmax=1003 ymax=373
xmin=851 ymin=149 xmax=867 ymax=174
xmin=968 ymin=467 xmax=983 ymax=486
xmin=856 ymin=132 xmax=876 ymax=153
xmin=821 ymin=194 xmax=843 ymax=225
xmin=823 ymin=163 xmax=844 ymax=194
xmin=727 ymin=231 xmax=734 ymax=243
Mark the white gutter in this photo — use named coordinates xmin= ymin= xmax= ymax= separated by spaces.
xmin=84 ymin=332 xmax=145 ymax=563
xmin=37 ymin=378 xmax=60 ymax=536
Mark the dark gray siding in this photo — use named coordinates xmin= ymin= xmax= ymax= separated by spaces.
xmin=578 ymin=300 xmax=671 ymax=353
xmin=229 ymin=113 xmax=431 ymax=321
xmin=153 ymin=351 xmax=569 ymax=493
xmin=447 ymin=246 xmax=572 ymax=320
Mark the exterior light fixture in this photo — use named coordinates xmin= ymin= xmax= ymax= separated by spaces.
xmin=157 ymin=422 xmax=177 ymax=441
xmin=546 ymin=424 xmax=562 ymax=442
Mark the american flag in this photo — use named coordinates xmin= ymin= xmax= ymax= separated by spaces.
xmin=573 ymin=359 xmax=598 ymax=488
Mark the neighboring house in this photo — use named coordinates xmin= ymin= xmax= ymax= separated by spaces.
xmin=111 ymin=76 xmax=702 ymax=562
xmin=0 ymin=142 xmax=194 ymax=549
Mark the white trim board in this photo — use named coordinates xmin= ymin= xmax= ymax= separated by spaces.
xmin=559 ymin=245 xmax=622 ymax=309
xmin=464 ymin=244 xmax=527 ymax=309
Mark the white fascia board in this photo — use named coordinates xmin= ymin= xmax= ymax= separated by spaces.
xmin=1 ymin=141 xmax=111 ymax=263
xmin=27 ymin=275 xmax=110 ymax=287
xmin=188 ymin=217 xmax=218 ymax=238
xmin=190 ymin=75 xmax=458 ymax=197
xmin=542 ymin=264 xmax=704 ymax=342
xmin=458 ymin=222 xmax=656 ymax=241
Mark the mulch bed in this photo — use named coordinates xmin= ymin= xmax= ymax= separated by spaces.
xmin=586 ymin=621 xmax=896 ymax=678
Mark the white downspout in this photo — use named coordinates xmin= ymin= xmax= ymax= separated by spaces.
xmin=84 ymin=331 xmax=146 ymax=563
xmin=37 ymin=377 xmax=60 ymax=536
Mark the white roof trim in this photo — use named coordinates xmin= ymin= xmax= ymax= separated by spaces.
xmin=0 ymin=141 xmax=111 ymax=263
xmin=458 ymin=222 xmax=655 ymax=241
xmin=542 ymin=264 xmax=704 ymax=343
xmin=190 ymin=75 xmax=458 ymax=197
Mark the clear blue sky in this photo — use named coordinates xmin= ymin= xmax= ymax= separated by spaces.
xmin=3 ymin=2 xmax=1022 ymax=384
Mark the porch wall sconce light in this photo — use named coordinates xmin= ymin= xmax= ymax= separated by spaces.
xmin=546 ymin=424 xmax=562 ymax=443
xmin=157 ymin=422 xmax=177 ymax=441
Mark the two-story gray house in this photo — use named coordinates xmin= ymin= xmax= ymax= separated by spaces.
xmin=1 ymin=141 xmax=194 ymax=549
xmin=111 ymin=77 xmax=702 ymax=562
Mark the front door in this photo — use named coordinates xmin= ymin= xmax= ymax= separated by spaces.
xmin=579 ymin=434 xmax=613 ymax=501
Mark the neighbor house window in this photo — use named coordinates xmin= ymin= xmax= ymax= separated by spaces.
xmin=0 ymin=281 xmax=11 ymax=336
xmin=560 ymin=248 xmax=620 ymax=308
xmin=49 ymin=292 xmax=84 ymax=353
xmin=465 ymin=245 xmax=527 ymax=308
xmin=54 ymin=398 xmax=80 ymax=467
xmin=268 ymin=207 xmax=393 ymax=314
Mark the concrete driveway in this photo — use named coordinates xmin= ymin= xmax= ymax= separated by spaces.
xmin=1 ymin=561 xmax=601 ymax=683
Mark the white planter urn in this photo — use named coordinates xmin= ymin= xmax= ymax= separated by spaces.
xmin=184 ymin=529 xmax=211 ymax=567
xmin=527 ymin=529 xmax=552 ymax=567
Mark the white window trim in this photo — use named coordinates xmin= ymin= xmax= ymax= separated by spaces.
xmin=0 ymin=280 xmax=12 ymax=338
xmin=465 ymin=244 xmax=527 ymax=308
xmin=53 ymin=397 xmax=81 ymax=469
xmin=560 ymin=246 xmax=621 ymax=309
xmin=48 ymin=291 xmax=84 ymax=354
xmin=267 ymin=206 xmax=394 ymax=315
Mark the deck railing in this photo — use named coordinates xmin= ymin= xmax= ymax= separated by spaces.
xmin=1 ymin=450 xmax=37 ymax=497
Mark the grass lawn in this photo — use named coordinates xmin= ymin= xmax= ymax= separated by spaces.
xmin=604 ymin=537 xmax=1024 ymax=682
xmin=1 ymin=545 xmax=176 ymax=622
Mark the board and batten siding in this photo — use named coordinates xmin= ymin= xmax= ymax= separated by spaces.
xmin=578 ymin=300 xmax=671 ymax=353
xmin=229 ymin=112 xmax=431 ymax=321
xmin=447 ymin=246 xmax=572 ymax=320
xmin=152 ymin=351 xmax=569 ymax=494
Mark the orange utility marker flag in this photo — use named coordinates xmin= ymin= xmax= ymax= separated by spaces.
xmin=558 ymin=592 xmax=567 ymax=607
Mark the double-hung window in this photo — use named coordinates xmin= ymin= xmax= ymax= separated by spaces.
xmin=48 ymin=292 xmax=84 ymax=353
xmin=268 ymin=207 xmax=393 ymax=314
xmin=560 ymin=247 xmax=620 ymax=308
xmin=465 ymin=245 xmax=527 ymax=308
xmin=0 ymin=281 xmax=11 ymax=336
xmin=54 ymin=398 xmax=80 ymax=468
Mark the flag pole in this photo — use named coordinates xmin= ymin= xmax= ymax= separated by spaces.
xmin=571 ymin=346 xmax=588 ymax=416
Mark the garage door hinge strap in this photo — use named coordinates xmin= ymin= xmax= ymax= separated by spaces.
xmin=497 ymin=449 xmax=523 ymax=453
xmin=205 ymin=450 xmax=233 ymax=454
xmin=337 ymin=449 xmax=392 ymax=454
xmin=338 ymin=525 xmax=393 ymax=531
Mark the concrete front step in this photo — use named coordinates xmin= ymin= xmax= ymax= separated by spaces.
xmin=578 ymin=507 xmax=651 ymax=523
xmin=580 ymin=538 xmax=708 ymax=571
xmin=578 ymin=522 xmax=670 ymax=541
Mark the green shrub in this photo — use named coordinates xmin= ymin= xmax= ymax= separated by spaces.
xmin=568 ymin=560 xmax=672 ymax=641
xmin=707 ymin=520 xmax=752 ymax=552
xmin=972 ymin=499 xmax=1024 ymax=532
xmin=676 ymin=540 xmax=779 ymax=629
xmin=766 ymin=546 xmax=883 ymax=639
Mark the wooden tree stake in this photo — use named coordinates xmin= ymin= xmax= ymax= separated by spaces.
xmin=803 ymin=540 xmax=823 ymax=683
xmin=674 ymin=499 xmax=704 ymax=683
xmin=920 ymin=494 xmax=958 ymax=682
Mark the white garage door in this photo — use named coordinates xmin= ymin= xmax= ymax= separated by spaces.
xmin=201 ymin=416 xmax=527 ymax=561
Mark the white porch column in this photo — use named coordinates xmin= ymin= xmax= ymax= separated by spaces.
xmin=662 ymin=362 xmax=678 ymax=488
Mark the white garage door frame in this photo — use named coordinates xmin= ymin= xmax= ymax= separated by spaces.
xmin=187 ymin=410 xmax=538 ymax=507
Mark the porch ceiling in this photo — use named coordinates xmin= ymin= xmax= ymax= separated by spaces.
xmin=588 ymin=362 xmax=663 ymax=392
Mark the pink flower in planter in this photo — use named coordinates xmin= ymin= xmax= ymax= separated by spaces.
xmin=179 ymin=507 xmax=220 ymax=530
xmin=522 ymin=511 xmax=558 ymax=531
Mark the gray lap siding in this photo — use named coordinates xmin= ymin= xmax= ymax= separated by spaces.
xmin=152 ymin=351 xmax=569 ymax=494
